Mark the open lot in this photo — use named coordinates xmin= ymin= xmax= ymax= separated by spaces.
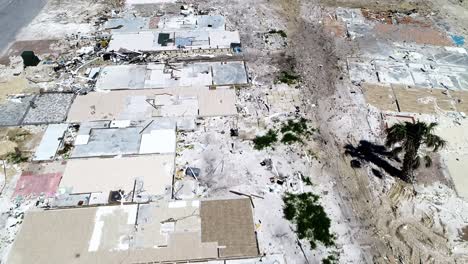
xmin=0 ymin=0 xmax=468 ymax=264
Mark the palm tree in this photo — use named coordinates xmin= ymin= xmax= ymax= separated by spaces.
xmin=385 ymin=121 xmax=446 ymax=183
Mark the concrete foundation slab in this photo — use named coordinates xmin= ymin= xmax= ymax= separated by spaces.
xmin=13 ymin=172 xmax=61 ymax=198
xmin=0 ymin=96 xmax=33 ymax=126
xmin=108 ymin=30 xmax=239 ymax=52
xmin=95 ymin=65 xmax=146 ymax=90
xmin=60 ymin=155 xmax=174 ymax=197
xmin=33 ymin=124 xmax=68 ymax=161
xmin=95 ymin=62 xmax=248 ymax=91
xmin=67 ymin=88 xmax=237 ymax=122
xmin=212 ymin=61 xmax=248 ymax=85
xmin=8 ymin=198 xmax=257 ymax=263
xmin=22 ymin=93 xmax=74 ymax=124
xmin=71 ymin=127 xmax=141 ymax=158
xmin=139 ymin=129 xmax=176 ymax=154
xmin=362 ymin=83 xmax=398 ymax=112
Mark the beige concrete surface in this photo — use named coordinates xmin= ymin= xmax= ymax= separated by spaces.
xmin=8 ymin=208 xmax=97 ymax=264
xmin=451 ymin=90 xmax=468 ymax=113
xmin=392 ymin=85 xmax=455 ymax=113
xmin=201 ymin=198 xmax=259 ymax=258
xmin=60 ymin=154 xmax=175 ymax=195
xmin=67 ymin=87 xmax=237 ymax=122
xmin=436 ymin=118 xmax=468 ymax=198
xmin=362 ymin=83 xmax=399 ymax=111
xmin=8 ymin=199 xmax=258 ymax=264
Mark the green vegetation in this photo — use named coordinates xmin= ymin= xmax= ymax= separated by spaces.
xmin=7 ymin=129 xmax=30 ymax=143
xmin=6 ymin=148 xmax=28 ymax=164
xmin=300 ymin=174 xmax=313 ymax=186
xmin=385 ymin=121 xmax=446 ymax=182
xmin=280 ymin=118 xmax=313 ymax=144
xmin=253 ymin=129 xmax=278 ymax=150
xmin=268 ymin=29 xmax=287 ymax=38
xmin=281 ymin=132 xmax=302 ymax=144
xmin=252 ymin=118 xmax=316 ymax=150
xmin=307 ymin=149 xmax=319 ymax=160
xmin=276 ymin=71 xmax=300 ymax=85
xmin=283 ymin=192 xmax=335 ymax=249
xmin=322 ymin=253 xmax=339 ymax=264
xmin=281 ymin=118 xmax=311 ymax=135
xmin=57 ymin=142 xmax=73 ymax=156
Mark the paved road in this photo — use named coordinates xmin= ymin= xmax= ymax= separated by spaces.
xmin=0 ymin=0 xmax=47 ymax=54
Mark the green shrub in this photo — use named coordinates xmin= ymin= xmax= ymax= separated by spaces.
xmin=276 ymin=71 xmax=300 ymax=85
xmin=322 ymin=252 xmax=339 ymax=264
xmin=281 ymin=132 xmax=302 ymax=144
xmin=268 ymin=29 xmax=287 ymax=38
xmin=6 ymin=149 xmax=28 ymax=164
xmin=300 ymin=174 xmax=313 ymax=186
xmin=283 ymin=192 xmax=335 ymax=249
xmin=253 ymin=130 xmax=278 ymax=150
xmin=281 ymin=118 xmax=309 ymax=134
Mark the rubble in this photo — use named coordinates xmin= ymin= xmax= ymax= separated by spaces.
xmin=0 ymin=0 xmax=467 ymax=264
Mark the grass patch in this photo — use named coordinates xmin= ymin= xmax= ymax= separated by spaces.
xmin=281 ymin=132 xmax=302 ymax=144
xmin=280 ymin=117 xmax=309 ymax=135
xmin=276 ymin=71 xmax=300 ymax=85
xmin=300 ymin=174 xmax=313 ymax=186
xmin=283 ymin=192 xmax=335 ymax=249
xmin=280 ymin=118 xmax=314 ymax=145
xmin=253 ymin=129 xmax=278 ymax=150
xmin=5 ymin=148 xmax=28 ymax=164
xmin=322 ymin=254 xmax=339 ymax=264
xmin=268 ymin=29 xmax=287 ymax=38
xmin=252 ymin=118 xmax=315 ymax=150
xmin=57 ymin=142 xmax=73 ymax=156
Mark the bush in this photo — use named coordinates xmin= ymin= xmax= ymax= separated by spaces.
xmin=276 ymin=71 xmax=300 ymax=85
xmin=283 ymin=192 xmax=335 ymax=249
xmin=6 ymin=148 xmax=28 ymax=164
xmin=322 ymin=254 xmax=339 ymax=264
xmin=280 ymin=118 xmax=309 ymax=135
xmin=268 ymin=29 xmax=287 ymax=38
xmin=253 ymin=129 xmax=278 ymax=150
xmin=281 ymin=132 xmax=302 ymax=144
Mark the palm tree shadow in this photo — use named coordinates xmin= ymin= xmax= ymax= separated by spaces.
xmin=344 ymin=140 xmax=402 ymax=178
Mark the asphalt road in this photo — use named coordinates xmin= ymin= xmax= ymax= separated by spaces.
xmin=0 ymin=0 xmax=47 ymax=54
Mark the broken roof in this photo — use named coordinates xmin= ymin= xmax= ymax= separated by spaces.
xmin=67 ymin=88 xmax=238 ymax=122
xmin=107 ymin=30 xmax=240 ymax=52
xmin=105 ymin=15 xmax=225 ymax=33
xmin=70 ymin=120 xmax=176 ymax=158
xmin=8 ymin=198 xmax=258 ymax=264
xmin=95 ymin=61 xmax=248 ymax=90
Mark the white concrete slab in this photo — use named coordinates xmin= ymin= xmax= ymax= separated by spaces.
xmin=139 ymin=129 xmax=176 ymax=154
xmin=89 ymin=193 xmax=109 ymax=205
xmin=209 ymin=31 xmax=240 ymax=47
xmin=107 ymin=32 xmax=156 ymax=52
xmin=108 ymin=30 xmax=239 ymax=52
xmin=154 ymin=95 xmax=199 ymax=117
xmin=126 ymin=0 xmax=175 ymax=5
xmin=33 ymin=124 xmax=68 ymax=161
xmin=60 ymin=155 xmax=174 ymax=196
xmin=95 ymin=62 xmax=247 ymax=90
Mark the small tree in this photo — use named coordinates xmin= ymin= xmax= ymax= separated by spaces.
xmin=385 ymin=121 xmax=446 ymax=183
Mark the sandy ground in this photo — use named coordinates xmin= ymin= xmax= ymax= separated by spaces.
xmin=174 ymin=0 xmax=468 ymax=262
xmin=0 ymin=0 xmax=467 ymax=263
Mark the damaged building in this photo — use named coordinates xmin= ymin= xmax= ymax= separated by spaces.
xmin=8 ymin=198 xmax=259 ymax=264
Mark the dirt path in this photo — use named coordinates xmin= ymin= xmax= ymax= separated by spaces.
xmin=279 ymin=0 xmax=465 ymax=262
